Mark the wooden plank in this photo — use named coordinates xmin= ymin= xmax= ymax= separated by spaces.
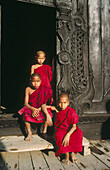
xmin=89 ymin=144 xmax=110 ymax=168
xmin=82 ymin=153 xmax=109 ymax=170
xmin=76 ymin=153 xmax=94 ymax=170
xmin=0 ymin=135 xmax=53 ymax=152
xmin=97 ymin=139 xmax=110 ymax=150
xmin=0 ymin=152 xmax=6 ymax=170
xmin=18 ymin=151 xmax=33 ymax=170
xmin=90 ymin=140 xmax=110 ymax=157
xmin=4 ymin=152 xmax=18 ymax=170
xmin=30 ymin=150 xmax=49 ymax=170
xmin=43 ymin=151 xmax=65 ymax=170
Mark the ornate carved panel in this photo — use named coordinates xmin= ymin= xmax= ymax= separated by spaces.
xmin=56 ymin=0 xmax=94 ymax=114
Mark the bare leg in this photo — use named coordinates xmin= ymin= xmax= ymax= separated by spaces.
xmin=41 ymin=104 xmax=53 ymax=126
xmin=25 ymin=122 xmax=32 ymax=142
xmin=62 ymin=153 xmax=69 ymax=165
xmin=43 ymin=122 xmax=48 ymax=133
xmin=70 ymin=152 xmax=78 ymax=163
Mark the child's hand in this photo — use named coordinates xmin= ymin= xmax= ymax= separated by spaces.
xmin=32 ymin=108 xmax=40 ymax=117
xmin=62 ymin=134 xmax=70 ymax=147
xmin=50 ymin=106 xmax=59 ymax=113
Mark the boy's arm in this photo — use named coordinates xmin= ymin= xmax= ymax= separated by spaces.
xmin=62 ymin=124 xmax=76 ymax=146
xmin=46 ymin=105 xmax=59 ymax=113
xmin=24 ymin=87 xmax=40 ymax=117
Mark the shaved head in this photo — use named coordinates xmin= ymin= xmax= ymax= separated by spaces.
xmin=58 ymin=93 xmax=70 ymax=110
xmin=59 ymin=93 xmax=69 ymax=101
xmin=30 ymin=73 xmax=41 ymax=81
xmin=37 ymin=51 xmax=45 ymax=57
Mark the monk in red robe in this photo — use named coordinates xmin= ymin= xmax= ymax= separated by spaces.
xmin=54 ymin=93 xmax=83 ymax=165
xmin=31 ymin=51 xmax=52 ymax=89
xmin=18 ymin=73 xmax=54 ymax=141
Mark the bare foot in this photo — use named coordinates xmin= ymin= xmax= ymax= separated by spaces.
xmin=25 ymin=133 xmax=32 ymax=142
xmin=62 ymin=159 xmax=69 ymax=165
xmin=70 ymin=153 xmax=78 ymax=163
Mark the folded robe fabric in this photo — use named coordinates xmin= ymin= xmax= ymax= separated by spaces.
xmin=34 ymin=65 xmax=52 ymax=89
xmin=18 ymin=85 xmax=53 ymax=123
xmin=55 ymin=106 xmax=83 ymax=156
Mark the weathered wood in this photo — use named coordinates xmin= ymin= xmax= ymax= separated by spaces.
xmin=89 ymin=144 xmax=110 ymax=168
xmin=30 ymin=150 xmax=49 ymax=170
xmin=98 ymin=139 xmax=110 ymax=150
xmin=0 ymin=134 xmax=90 ymax=157
xmin=4 ymin=152 xmax=18 ymax=170
xmin=19 ymin=151 xmax=33 ymax=170
xmin=101 ymin=0 xmax=110 ymax=98
xmin=83 ymin=153 xmax=109 ymax=170
xmin=90 ymin=140 xmax=110 ymax=157
xmin=0 ymin=135 xmax=53 ymax=152
xmin=88 ymin=0 xmax=102 ymax=102
xmin=76 ymin=153 xmax=94 ymax=170
xmin=0 ymin=139 xmax=110 ymax=170
xmin=43 ymin=151 xmax=64 ymax=170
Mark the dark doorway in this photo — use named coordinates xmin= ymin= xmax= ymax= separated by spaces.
xmin=1 ymin=1 xmax=56 ymax=112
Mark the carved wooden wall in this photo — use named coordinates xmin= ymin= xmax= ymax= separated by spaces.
xmin=4 ymin=0 xmax=109 ymax=114
xmin=56 ymin=0 xmax=94 ymax=113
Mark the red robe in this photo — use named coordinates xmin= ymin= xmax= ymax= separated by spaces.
xmin=18 ymin=85 xmax=53 ymax=123
xmin=34 ymin=65 xmax=52 ymax=89
xmin=55 ymin=106 xmax=83 ymax=155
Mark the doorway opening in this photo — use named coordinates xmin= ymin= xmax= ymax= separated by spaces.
xmin=1 ymin=1 xmax=56 ymax=112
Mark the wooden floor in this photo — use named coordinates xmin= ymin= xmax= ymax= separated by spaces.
xmin=0 ymin=139 xmax=110 ymax=170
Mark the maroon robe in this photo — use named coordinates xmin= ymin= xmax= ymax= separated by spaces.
xmin=18 ymin=85 xmax=53 ymax=123
xmin=55 ymin=106 xmax=83 ymax=156
xmin=34 ymin=65 xmax=52 ymax=89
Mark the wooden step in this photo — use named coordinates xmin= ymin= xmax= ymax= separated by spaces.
xmin=0 ymin=134 xmax=54 ymax=152
xmin=0 ymin=134 xmax=90 ymax=155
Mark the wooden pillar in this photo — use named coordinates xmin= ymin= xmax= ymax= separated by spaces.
xmin=88 ymin=0 xmax=102 ymax=102
xmin=101 ymin=0 xmax=110 ymax=99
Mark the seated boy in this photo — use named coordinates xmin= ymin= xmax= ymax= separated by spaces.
xmin=18 ymin=73 xmax=54 ymax=141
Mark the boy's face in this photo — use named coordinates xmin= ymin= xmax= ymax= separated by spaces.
xmin=31 ymin=76 xmax=41 ymax=89
xmin=58 ymin=97 xmax=69 ymax=110
xmin=37 ymin=53 xmax=46 ymax=65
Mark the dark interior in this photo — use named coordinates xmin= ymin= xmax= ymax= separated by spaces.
xmin=1 ymin=1 xmax=56 ymax=112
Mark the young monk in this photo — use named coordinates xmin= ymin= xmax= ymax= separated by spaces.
xmin=31 ymin=51 xmax=52 ymax=89
xmin=54 ymin=93 xmax=83 ymax=165
xmin=18 ymin=73 xmax=54 ymax=141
